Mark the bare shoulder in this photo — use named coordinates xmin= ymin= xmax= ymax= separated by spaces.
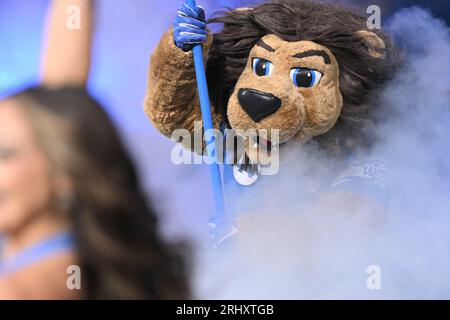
xmin=0 ymin=251 xmax=83 ymax=300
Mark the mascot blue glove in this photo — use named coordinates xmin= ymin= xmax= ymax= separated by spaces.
xmin=173 ymin=1 xmax=207 ymax=52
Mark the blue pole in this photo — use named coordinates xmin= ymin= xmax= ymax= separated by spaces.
xmin=186 ymin=0 xmax=225 ymax=218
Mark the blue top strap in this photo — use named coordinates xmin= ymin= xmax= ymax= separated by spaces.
xmin=0 ymin=232 xmax=75 ymax=278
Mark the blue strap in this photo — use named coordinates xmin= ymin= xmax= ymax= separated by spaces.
xmin=0 ymin=232 xmax=75 ymax=278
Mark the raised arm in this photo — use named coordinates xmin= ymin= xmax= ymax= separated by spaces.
xmin=143 ymin=2 xmax=221 ymax=152
xmin=144 ymin=28 xmax=216 ymax=135
xmin=40 ymin=0 xmax=94 ymax=87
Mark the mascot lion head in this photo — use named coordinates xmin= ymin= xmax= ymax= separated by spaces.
xmin=206 ymin=0 xmax=398 ymax=162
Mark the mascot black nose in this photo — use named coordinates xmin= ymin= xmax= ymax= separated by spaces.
xmin=238 ymin=88 xmax=282 ymax=122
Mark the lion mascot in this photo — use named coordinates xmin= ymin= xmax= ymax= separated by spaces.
xmin=144 ymin=0 xmax=398 ymax=243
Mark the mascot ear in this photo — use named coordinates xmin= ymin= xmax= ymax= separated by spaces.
xmin=356 ymin=30 xmax=386 ymax=59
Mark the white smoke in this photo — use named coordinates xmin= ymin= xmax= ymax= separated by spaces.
xmin=192 ymin=7 xmax=450 ymax=299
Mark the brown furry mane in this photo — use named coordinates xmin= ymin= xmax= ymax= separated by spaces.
xmin=206 ymin=0 xmax=399 ymax=158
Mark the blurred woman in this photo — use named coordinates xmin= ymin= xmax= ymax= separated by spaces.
xmin=0 ymin=0 xmax=189 ymax=299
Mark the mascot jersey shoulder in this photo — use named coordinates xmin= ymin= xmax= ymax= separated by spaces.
xmin=222 ymin=142 xmax=389 ymax=217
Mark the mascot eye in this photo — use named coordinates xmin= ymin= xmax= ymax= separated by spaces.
xmin=290 ymin=68 xmax=323 ymax=88
xmin=252 ymin=58 xmax=273 ymax=77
